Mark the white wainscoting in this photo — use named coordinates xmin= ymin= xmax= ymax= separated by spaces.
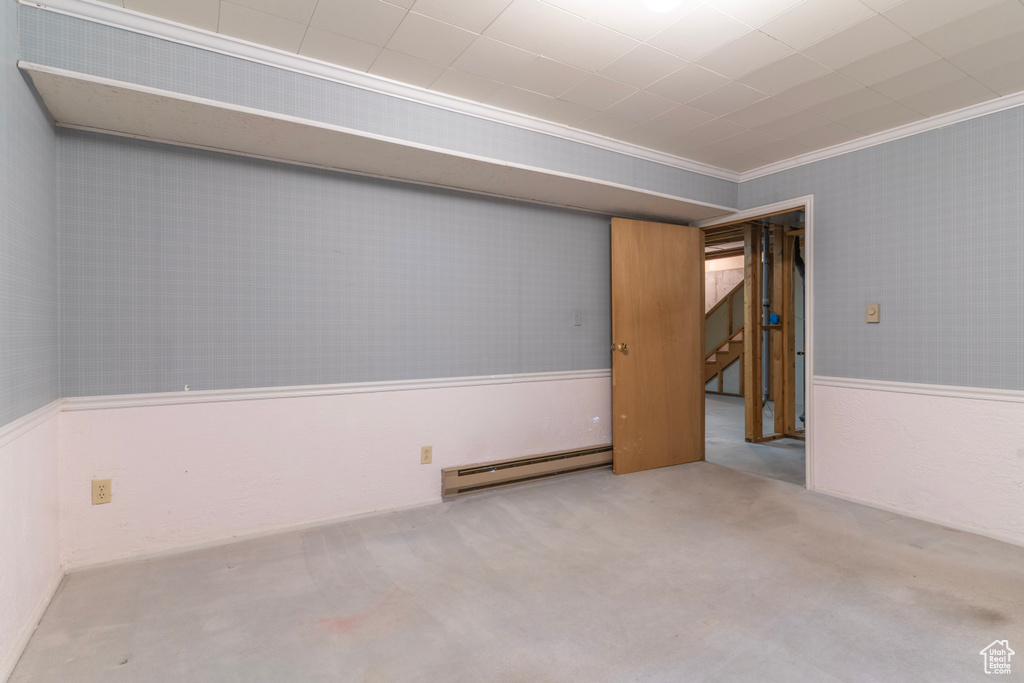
xmin=59 ymin=373 xmax=612 ymax=570
xmin=0 ymin=402 xmax=62 ymax=682
xmin=812 ymin=377 xmax=1024 ymax=547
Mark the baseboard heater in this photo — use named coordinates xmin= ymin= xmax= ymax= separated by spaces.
xmin=441 ymin=445 xmax=613 ymax=500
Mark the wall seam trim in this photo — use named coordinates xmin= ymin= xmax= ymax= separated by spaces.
xmin=61 ymin=369 xmax=612 ymax=411
xmin=813 ymin=375 xmax=1024 ymax=404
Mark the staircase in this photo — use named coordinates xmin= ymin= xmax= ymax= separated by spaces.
xmin=705 ymin=280 xmax=744 ymax=395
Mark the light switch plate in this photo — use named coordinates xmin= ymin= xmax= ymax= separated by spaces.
xmin=866 ymin=303 xmax=880 ymax=323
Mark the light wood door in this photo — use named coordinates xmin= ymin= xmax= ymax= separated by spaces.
xmin=611 ymin=218 xmax=705 ymax=474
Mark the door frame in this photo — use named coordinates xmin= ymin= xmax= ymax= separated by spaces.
xmin=694 ymin=195 xmax=815 ymax=491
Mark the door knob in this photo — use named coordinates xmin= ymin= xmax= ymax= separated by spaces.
xmin=614 ymin=343 xmax=628 ymax=353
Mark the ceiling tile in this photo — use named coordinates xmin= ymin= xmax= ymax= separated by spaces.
xmin=686 ymin=81 xmax=766 ymax=117
xmin=558 ymin=75 xmax=637 ymax=110
xmin=711 ymin=0 xmax=805 ymax=28
xmin=802 ymin=15 xmax=911 ymax=70
xmin=574 ymin=112 xmax=637 ymax=137
xmin=603 ymin=90 xmax=680 ymax=123
xmin=870 ymin=59 xmax=967 ymax=100
xmin=754 ymin=110 xmax=830 ymax=138
xmin=833 ymin=100 xmax=922 ymax=133
xmin=646 ymin=64 xmax=730 ymax=102
xmin=218 ymin=3 xmax=307 ymax=51
xmin=598 ymin=45 xmax=687 ymax=90
xmin=299 ymin=27 xmax=382 ymax=70
xmin=310 ymin=0 xmax=408 ymax=46
xmin=945 ymin=30 xmax=1024 ymax=76
xmin=508 ymin=57 xmax=589 ymax=97
xmin=368 ymin=48 xmax=447 ymax=87
xmin=808 ymin=88 xmax=893 ymax=121
xmin=647 ymin=5 xmax=752 ymax=61
xmin=614 ymin=125 xmax=680 ymax=148
xmin=715 ymin=153 xmax=768 ymax=172
xmin=837 ymin=39 xmax=941 ymax=86
xmin=429 ymin=68 xmax=502 ymax=100
xmin=792 ymin=122 xmax=862 ymax=149
xmin=882 ymin=0 xmax=1005 ymax=36
xmin=738 ymin=53 xmax=831 ymax=95
xmin=897 ymin=77 xmax=997 ymax=117
xmin=916 ymin=1 xmax=1024 ymax=58
xmin=775 ymin=72 xmax=863 ymax=109
xmin=696 ymin=30 xmax=795 ymax=80
xmin=124 ymin=0 xmax=220 ymax=30
xmin=670 ymin=118 xmax=749 ymax=146
xmin=746 ymin=137 xmax=813 ymax=163
xmin=486 ymin=83 xmax=557 ymax=113
xmin=96 ymin=0 xmax=123 ymax=5
xmin=724 ymin=98 xmax=800 ymax=128
xmin=971 ymin=55 xmax=1024 ymax=96
xmin=227 ymin=0 xmax=318 ymax=23
xmin=387 ymin=0 xmax=416 ymax=8
xmin=858 ymin=0 xmax=904 ymax=10
xmin=547 ymin=0 xmax=703 ymax=42
xmin=536 ymin=98 xmax=595 ymax=126
xmin=760 ymin=0 xmax=875 ymax=50
xmin=386 ymin=12 xmax=478 ymax=65
xmin=713 ymin=128 xmax=779 ymax=154
xmin=483 ymin=0 xmax=637 ymax=71
xmin=450 ymin=37 xmax=537 ymax=82
xmin=486 ymin=85 xmax=592 ymax=124
xmin=644 ymin=105 xmax=716 ymax=136
xmin=409 ymin=0 xmax=513 ymax=33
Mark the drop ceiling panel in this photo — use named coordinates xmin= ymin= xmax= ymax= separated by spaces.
xmin=298 ymin=28 xmax=382 ymax=71
xmin=385 ymin=12 xmax=477 ymax=65
xmin=71 ymin=0 xmax=1024 ymax=174
xmin=229 ymin=0 xmax=318 ymax=23
xmin=218 ymin=2 xmax=306 ymax=51
xmin=410 ymin=0 xmax=514 ymax=33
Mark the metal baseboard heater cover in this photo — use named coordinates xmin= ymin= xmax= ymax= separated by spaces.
xmin=441 ymin=445 xmax=613 ymax=500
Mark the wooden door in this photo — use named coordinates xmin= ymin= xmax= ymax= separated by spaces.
xmin=611 ymin=218 xmax=705 ymax=474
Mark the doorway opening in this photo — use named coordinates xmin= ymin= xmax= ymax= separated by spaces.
xmin=695 ymin=199 xmax=813 ymax=488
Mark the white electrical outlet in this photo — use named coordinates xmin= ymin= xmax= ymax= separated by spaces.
xmin=573 ymin=310 xmax=582 ymax=326
xmin=421 ymin=446 xmax=433 ymax=464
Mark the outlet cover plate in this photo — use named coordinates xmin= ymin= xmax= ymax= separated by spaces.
xmin=421 ymin=446 xmax=433 ymax=465
xmin=92 ymin=479 xmax=112 ymax=505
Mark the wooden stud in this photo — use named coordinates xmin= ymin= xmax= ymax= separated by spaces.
xmin=743 ymin=223 xmax=762 ymax=443
xmin=772 ymin=226 xmax=786 ymax=437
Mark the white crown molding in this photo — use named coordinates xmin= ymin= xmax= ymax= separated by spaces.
xmin=813 ymin=375 xmax=1024 ymax=404
xmin=61 ymin=369 xmax=612 ymax=411
xmin=739 ymin=90 xmax=1024 ymax=182
xmin=0 ymin=399 xmax=61 ymax=449
xmin=21 ymin=0 xmax=740 ymax=183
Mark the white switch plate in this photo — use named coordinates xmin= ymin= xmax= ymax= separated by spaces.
xmin=866 ymin=304 xmax=880 ymax=323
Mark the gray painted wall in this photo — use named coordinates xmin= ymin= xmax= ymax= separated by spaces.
xmin=59 ymin=130 xmax=611 ymax=397
xmin=20 ymin=5 xmax=736 ymax=211
xmin=1 ymin=0 xmax=59 ymax=426
xmin=740 ymin=107 xmax=1024 ymax=391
